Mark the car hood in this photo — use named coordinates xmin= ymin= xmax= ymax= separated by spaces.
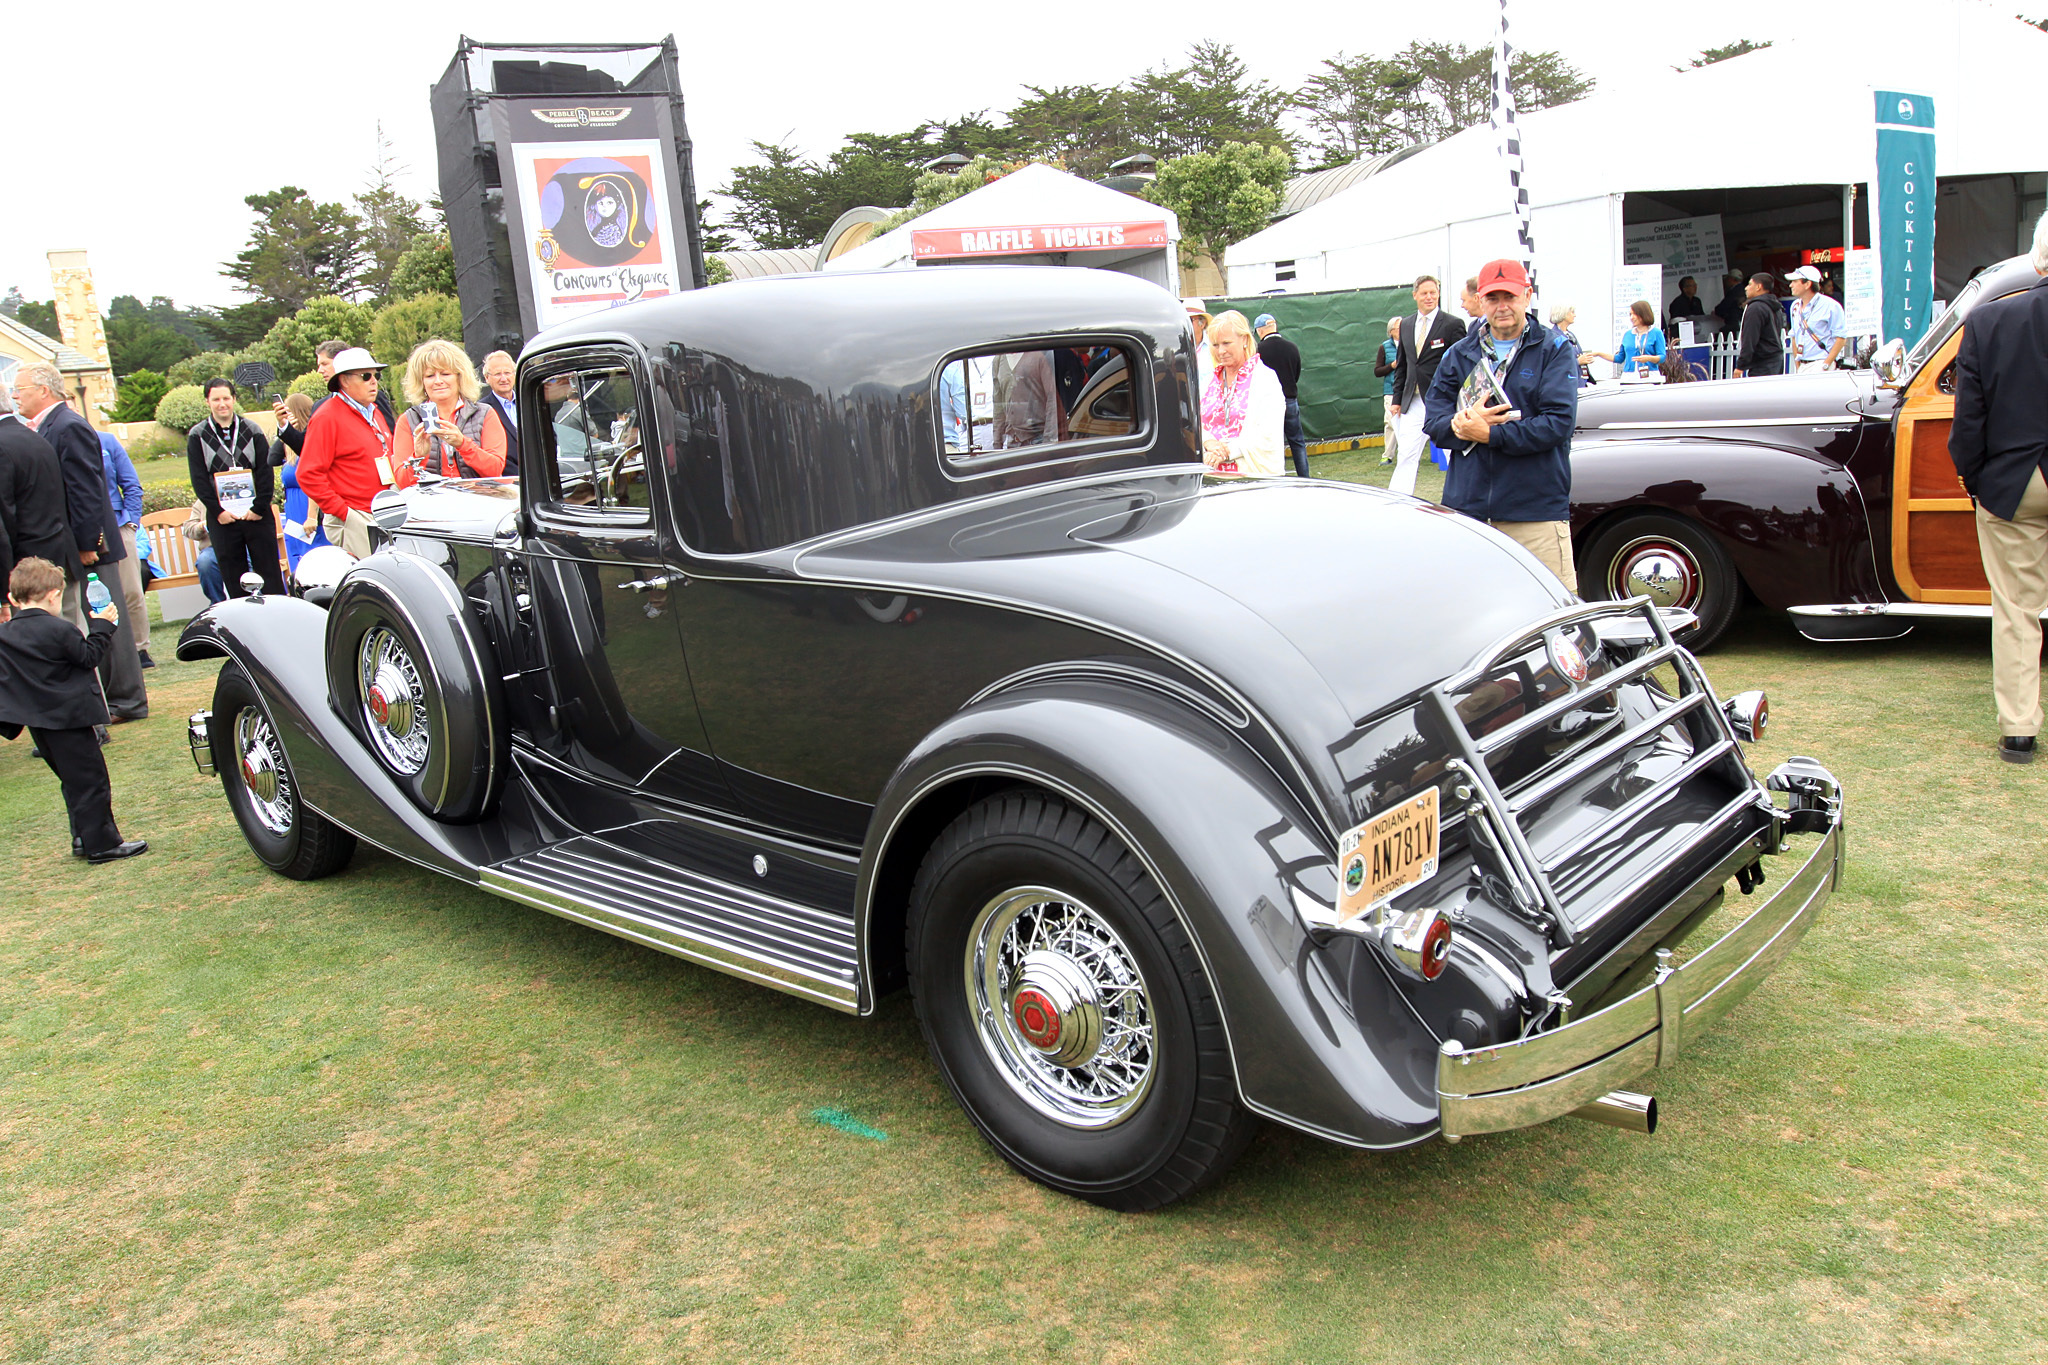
xmin=1576 ymin=370 xmax=1883 ymax=432
xmin=794 ymin=473 xmax=1570 ymax=820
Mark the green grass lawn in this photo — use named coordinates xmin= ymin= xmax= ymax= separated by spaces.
xmin=2 ymin=501 xmax=2043 ymax=1361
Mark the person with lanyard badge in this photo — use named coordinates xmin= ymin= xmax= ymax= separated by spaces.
xmin=185 ymin=377 xmax=285 ymax=596
xmin=1787 ymin=266 xmax=1847 ymax=372
xmin=295 ymin=347 xmax=394 ymax=559
xmin=1585 ymin=300 xmax=1665 ymax=381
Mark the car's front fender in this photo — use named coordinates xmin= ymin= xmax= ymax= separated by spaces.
xmin=1570 ymin=437 xmax=1882 ymax=608
xmin=176 ymin=598 xmax=495 ymax=878
xmin=860 ymin=680 xmax=1446 ymax=1149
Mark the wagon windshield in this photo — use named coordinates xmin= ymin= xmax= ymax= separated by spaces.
xmin=1904 ymin=273 xmax=1983 ymax=376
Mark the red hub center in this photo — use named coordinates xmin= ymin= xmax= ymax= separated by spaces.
xmin=367 ymin=687 xmax=389 ymax=726
xmin=241 ymin=758 xmax=259 ymax=787
xmin=1012 ymin=986 xmax=1062 ymax=1050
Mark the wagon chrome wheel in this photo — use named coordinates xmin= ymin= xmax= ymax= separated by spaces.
xmin=1582 ymin=514 xmax=1744 ymax=652
xmin=966 ymin=885 xmax=1157 ymax=1129
xmin=1605 ymin=535 xmax=1700 ymax=610
xmin=234 ymin=705 xmax=293 ymax=835
xmin=357 ymin=626 xmax=429 ymax=776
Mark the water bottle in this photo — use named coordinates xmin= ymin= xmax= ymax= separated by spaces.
xmin=85 ymin=573 xmax=112 ymax=614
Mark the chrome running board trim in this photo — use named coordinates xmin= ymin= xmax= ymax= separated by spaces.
xmin=483 ymin=836 xmax=860 ymax=1012
xmin=1788 ymin=602 xmax=2036 ymax=621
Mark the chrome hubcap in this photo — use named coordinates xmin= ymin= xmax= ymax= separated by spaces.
xmin=967 ymin=887 xmax=1156 ymax=1128
xmin=357 ymin=628 xmax=428 ymax=775
xmin=1610 ymin=538 xmax=1700 ymax=610
xmin=234 ymin=705 xmax=293 ymax=835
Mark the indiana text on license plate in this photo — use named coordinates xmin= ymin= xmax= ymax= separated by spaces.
xmin=1336 ymin=788 xmax=1440 ymax=923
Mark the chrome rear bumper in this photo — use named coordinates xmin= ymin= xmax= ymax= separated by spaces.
xmin=1437 ymin=758 xmax=1843 ymax=1140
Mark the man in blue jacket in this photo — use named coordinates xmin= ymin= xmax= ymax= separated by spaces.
xmin=99 ymin=430 xmax=151 ymax=668
xmin=1423 ymin=259 xmax=1581 ymax=590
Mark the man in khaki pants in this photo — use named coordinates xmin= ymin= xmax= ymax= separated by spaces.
xmin=1949 ymin=210 xmax=2048 ymax=764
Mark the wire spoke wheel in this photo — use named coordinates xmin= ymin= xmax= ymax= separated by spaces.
xmin=233 ymin=705 xmax=294 ymax=836
xmin=968 ymin=886 xmax=1157 ymax=1129
xmin=357 ymin=626 xmax=430 ymax=776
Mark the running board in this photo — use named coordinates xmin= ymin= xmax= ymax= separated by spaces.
xmin=1787 ymin=601 xmax=2033 ymax=643
xmin=481 ymin=837 xmax=861 ymax=1013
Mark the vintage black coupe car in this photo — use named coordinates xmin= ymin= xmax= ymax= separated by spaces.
xmin=181 ymin=267 xmax=1843 ymax=1209
xmin=1569 ymin=254 xmax=2043 ymax=652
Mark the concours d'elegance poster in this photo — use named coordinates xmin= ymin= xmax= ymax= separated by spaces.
xmin=495 ymin=98 xmax=688 ymax=332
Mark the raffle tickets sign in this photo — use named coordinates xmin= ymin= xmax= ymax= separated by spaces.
xmin=497 ymin=98 xmax=690 ymax=331
xmin=912 ymin=220 xmax=1169 ymax=260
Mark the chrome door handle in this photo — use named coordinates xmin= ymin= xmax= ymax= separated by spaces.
xmin=618 ymin=576 xmax=670 ymax=593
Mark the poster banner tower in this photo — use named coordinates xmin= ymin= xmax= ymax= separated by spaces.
xmin=431 ymin=39 xmax=708 ymax=362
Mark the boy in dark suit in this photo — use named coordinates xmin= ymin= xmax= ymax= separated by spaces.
xmin=0 ymin=557 xmax=148 ymax=863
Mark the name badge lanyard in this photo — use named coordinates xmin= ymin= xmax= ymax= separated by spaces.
xmin=211 ymin=417 xmax=247 ymax=471
xmin=350 ymin=401 xmax=397 ymax=486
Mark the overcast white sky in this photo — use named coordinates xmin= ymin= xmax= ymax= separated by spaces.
xmin=7 ymin=0 xmax=1814 ymax=314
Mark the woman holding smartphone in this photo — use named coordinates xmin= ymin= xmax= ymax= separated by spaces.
xmin=392 ymin=339 xmax=508 ymax=487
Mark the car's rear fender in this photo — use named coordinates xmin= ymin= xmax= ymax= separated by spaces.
xmin=861 ymin=680 xmax=1453 ymax=1149
xmin=1570 ymin=437 xmax=1882 ymax=609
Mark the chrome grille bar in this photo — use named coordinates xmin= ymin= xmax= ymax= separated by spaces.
xmin=1470 ymin=641 xmax=1685 ymax=757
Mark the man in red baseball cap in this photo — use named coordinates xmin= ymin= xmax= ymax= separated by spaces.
xmin=1421 ymin=258 xmax=1583 ymax=589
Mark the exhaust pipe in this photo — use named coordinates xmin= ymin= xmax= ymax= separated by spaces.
xmin=1566 ymin=1090 xmax=1657 ymax=1134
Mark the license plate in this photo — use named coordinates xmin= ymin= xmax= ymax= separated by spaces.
xmin=1336 ymin=788 xmax=1441 ymax=924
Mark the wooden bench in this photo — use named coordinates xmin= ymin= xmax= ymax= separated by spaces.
xmin=139 ymin=508 xmax=201 ymax=591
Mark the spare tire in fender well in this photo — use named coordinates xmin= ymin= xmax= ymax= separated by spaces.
xmin=324 ymin=550 xmax=508 ymax=824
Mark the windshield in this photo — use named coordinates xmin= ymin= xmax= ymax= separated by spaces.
xmin=1904 ymin=274 xmax=1985 ymax=374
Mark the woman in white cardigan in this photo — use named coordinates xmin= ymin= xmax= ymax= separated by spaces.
xmin=1200 ymin=310 xmax=1286 ymax=477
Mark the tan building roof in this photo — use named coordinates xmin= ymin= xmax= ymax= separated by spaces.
xmin=0 ymin=310 xmax=110 ymax=375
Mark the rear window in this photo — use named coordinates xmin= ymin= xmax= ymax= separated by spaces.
xmin=938 ymin=343 xmax=1141 ymax=473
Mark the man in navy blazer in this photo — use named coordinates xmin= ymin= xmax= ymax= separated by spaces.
xmin=482 ymin=351 xmax=521 ymax=477
xmin=1389 ymin=275 xmax=1468 ymax=498
xmin=10 ymin=364 xmax=149 ymax=720
xmin=0 ymin=385 xmax=83 ymax=595
xmin=1950 ymin=211 xmax=2048 ymax=764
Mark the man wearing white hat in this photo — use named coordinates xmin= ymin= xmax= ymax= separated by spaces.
xmin=1787 ymin=267 xmax=1846 ymax=373
xmin=295 ymin=347 xmax=393 ymax=558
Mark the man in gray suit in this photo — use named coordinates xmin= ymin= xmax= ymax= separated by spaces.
xmin=10 ymin=364 xmax=148 ymax=721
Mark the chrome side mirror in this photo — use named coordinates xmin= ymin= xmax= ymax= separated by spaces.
xmin=1870 ymin=339 xmax=1908 ymax=388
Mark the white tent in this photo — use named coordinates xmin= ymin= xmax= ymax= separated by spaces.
xmin=823 ymin=163 xmax=1184 ymax=294
xmin=1226 ymin=0 xmax=2048 ymax=356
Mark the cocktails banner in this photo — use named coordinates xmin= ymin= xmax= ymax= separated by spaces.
xmin=1871 ymin=91 xmax=1935 ymax=347
xmin=495 ymin=97 xmax=689 ymax=332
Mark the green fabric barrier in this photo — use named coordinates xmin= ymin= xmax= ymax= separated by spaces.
xmin=1204 ymin=285 xmax=1416 ymax=443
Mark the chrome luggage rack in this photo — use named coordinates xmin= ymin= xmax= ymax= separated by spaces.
xmin=1421 ymin=596 xmax=1757 ymax=950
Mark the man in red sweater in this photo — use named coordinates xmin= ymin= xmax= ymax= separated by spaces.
xmin=295 ymin=347 xmax=393 ymax=558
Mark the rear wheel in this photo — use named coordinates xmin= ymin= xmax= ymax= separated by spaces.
xmin=1581 ymin=513 xmax=1742 ymax=651
xmin=907 ymin=791 xmax=1258 ymax=1210
xmin=212 ymin=663 xmax=355 ymax=880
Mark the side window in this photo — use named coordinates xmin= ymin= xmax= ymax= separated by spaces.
xmin=539 ymin=364 xmax=647 ymax=513
xmin=939 ymin=343 xmax=1137 ymax=462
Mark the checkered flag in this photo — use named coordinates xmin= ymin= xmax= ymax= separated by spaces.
xmin=1489 ymin=0 xmax=1537 ymax=289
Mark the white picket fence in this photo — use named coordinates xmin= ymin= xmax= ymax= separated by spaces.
xmin=1702 ymin=328 xmax=1793 ymax=380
